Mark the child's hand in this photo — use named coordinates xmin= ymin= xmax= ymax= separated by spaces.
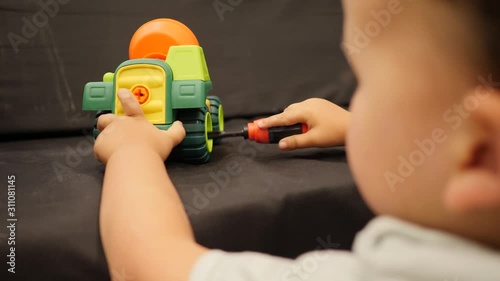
xmin=258 ymin=98 xmax=350 ymax=150
xmin=94 ymin=89 xmax=186 ymax=164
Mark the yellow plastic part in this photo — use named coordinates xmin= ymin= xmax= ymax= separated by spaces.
xmin=166 ymin=45 xmax=210 ymax=81
xmin=114 ymin=64 xmax=167 ymax=124
xmin=103 ymin=72 xmax=115 ymax=82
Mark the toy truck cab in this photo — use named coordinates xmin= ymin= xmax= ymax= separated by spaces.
xmin=82 ymin=19 xmax=224 ymax=164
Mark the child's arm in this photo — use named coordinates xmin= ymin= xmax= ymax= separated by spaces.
xmin=95 ymin=89 xmax=207 ymax=281
xmin=257 ymin=98 xmax=350 ymax=150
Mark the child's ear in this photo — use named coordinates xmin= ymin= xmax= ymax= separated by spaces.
xmin=444 ymin=87 xmax=500 ymax=213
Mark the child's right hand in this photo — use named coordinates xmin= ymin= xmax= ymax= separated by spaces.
xmin=257 ymin=98 xmax=350 ymax=150
xmin=94 ymin=89 xmax=186 ymax=164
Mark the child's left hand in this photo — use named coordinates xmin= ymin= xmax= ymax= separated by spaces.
xmin=94 ymin=88 xmax=186 ymax=164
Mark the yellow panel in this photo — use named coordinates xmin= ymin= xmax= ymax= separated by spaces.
xmin=114 ymin=64 xmax=167 ymax=124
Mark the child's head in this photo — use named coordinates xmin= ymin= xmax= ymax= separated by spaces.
xmin=342 ymin=0 xmax=500 ymax=247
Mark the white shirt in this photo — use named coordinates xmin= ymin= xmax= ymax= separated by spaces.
xmin=189 ymin=216 xmax=500 ymax=281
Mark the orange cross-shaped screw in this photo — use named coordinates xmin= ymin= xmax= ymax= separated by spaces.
xmin=131 ymin=85 xmax=150 ymax=104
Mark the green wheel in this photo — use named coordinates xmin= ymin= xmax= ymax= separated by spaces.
xmin=172 ymin=108 xmax=213 ymax=164
xmin=207 ymin=96 xmax=224 ymax=144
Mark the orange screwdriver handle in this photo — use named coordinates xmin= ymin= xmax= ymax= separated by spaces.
xmin=247 ymin=121 xmax=308 ymax=144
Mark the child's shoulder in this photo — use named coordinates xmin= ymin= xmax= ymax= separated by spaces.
xmin=353 ymin=216 xmax=500 ymax=280
xmin=189 ymin=217 xmax=500 ymax=281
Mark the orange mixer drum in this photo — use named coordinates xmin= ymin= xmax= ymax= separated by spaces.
xmin=129 ymin=18 xmax=199 ymax=60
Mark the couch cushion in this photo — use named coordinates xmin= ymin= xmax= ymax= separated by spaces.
xmin=0 ymin=118 xmax=372 ymax=280
xmin=0 ymin=0 xmax=354 ymax=136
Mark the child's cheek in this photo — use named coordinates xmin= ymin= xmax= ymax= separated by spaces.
xmin=347 ymin=90 xmax=388 ymax=176
xmin=346 ymin=93 xmax=369 ymax=177
xmin=347 ymin=92 xmax=395 ymax=214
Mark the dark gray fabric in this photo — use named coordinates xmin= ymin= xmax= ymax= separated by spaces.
xmin=0 ymin=1 xmax=369 ymax=280
xmin=0 ymin=119 xmax=373 ymax=281
xmin=0 ymin=0 xmax=354 ymax=136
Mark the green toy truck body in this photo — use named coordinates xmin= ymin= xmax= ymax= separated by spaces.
xmin=82 ymin=45 xmax=223 ymax=164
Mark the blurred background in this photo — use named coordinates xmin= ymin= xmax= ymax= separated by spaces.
xmin=0 ymin=0 xmax=355 ymax=138
xmin=0 ymin=1 xmax=370 ymax=280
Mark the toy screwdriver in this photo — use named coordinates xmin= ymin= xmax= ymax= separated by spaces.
xmin=208 ymin=120 xmax=308 ymax=143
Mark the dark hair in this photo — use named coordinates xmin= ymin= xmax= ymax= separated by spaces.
xmin=477 ymin=1 xmax=500 ymax=83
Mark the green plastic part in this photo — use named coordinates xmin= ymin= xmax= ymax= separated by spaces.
xmin=155 ymin=124 xmax=172 ymax=131
xmin=166 ymin=46 xmax=210 ymax=81
xmin=171 ymin=108 xmax=212 ymax=164
xmin=205 ymin=111 xmax=213 ymax=153
xmin=206 ymin=81 xmax=213 ymax=91
xmin=207 ymin=96 xmax=223 ymax=144
xmin=207 ymin=96 xmax=223 ymax=132
xmin=83 ymin=54 xmax=221 ymax=164
xmin=83 ymin=82 xmax=114 ymax=110
xmin=217 ymin=105 xmax=224 ymax=131
xmin=171 ymin=80 xmax=212 ymax=109
xmin=92 ymin=128 xmax=99 ymax=139
xmin=103 ymin=72 xmax=114 ymax=82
